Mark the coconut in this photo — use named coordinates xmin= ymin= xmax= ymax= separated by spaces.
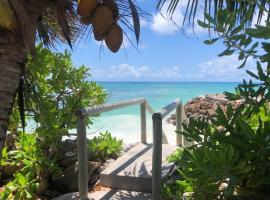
xmin=103 ymin=0 xmax=119 ymax=20
xmin=92 ymin=6 xmax=113 ymax=40
xmin=105 ymin=24 xmax=123 ymax=53
xmin=93 ymin=30 xmax=104 ymax=41
xmin=77 ymin=0 xmax=98 ymax=17
xmin=81 ymin=15 xmax=92 ymax=25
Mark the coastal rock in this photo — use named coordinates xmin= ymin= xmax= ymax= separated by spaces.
xmin=167 ymin=94 xmax=244 ymax=125
xmin=207 ymin=109 xmax=216 ymax=116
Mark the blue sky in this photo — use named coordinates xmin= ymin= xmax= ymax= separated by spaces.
xmin=64 ymin=0 xmax=257 ymax=82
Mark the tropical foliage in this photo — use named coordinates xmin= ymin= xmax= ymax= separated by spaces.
xmin=23 ymin=44 xmax=107 ymax=153
xmin=88 ymin=131 xmax=123 ymax=162
xmin=0 ymin=0 xmax=143 ymax=160
xmin=0 ymin=45 xmax=107 ymax=199
xmin=0 ymin=133 xmax=59 ymax=200
xmin=164 ymin=3 xmax=270 ymax=200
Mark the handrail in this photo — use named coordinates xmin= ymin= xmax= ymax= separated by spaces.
xmin=76 ymin=98 xmax=186 ymax=200
xmin=78 ymin=98 xmax=145 ymax=116
xmin=159 ymin=99 xmax=180 ymax=119
xmin=152 ymin=99 xmax=183 ymax=200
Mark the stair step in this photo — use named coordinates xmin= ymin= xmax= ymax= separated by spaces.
xmin=100 ymin=143 xmax=177 ymax=192
xmin=89 ymin=187 xmax=152 ymax=200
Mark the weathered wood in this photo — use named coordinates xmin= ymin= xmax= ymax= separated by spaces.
xmin=152 ymin=113 xmax=163 ymax=200
xmin=77 ymin=115 xmax=88 ymax=200
xmin=159 ymin=99 xmax=180 ymax=119
xmin=140 ymin=101 xmax=147 ymax=143
xmin=145 ymin=101 xmax=155 ymax=114
xmin=76 ymin=98 xmax=182 ymax=199
xmin=100 ymin=143 xmax=177 ymax=192
xmin=80 ymin=98 xmax=145 ymax=116
xmin=176 ymin=101 xmax=183 ymax=146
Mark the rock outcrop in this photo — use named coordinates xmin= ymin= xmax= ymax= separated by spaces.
xmin=167 ymin=94 xmax=244 ymax=125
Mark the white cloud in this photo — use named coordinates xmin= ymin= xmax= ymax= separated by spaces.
xmin=91 ymin=56 xmax=259 ymax=82
xmin=151 ymin=1 xmax=207 ymax=35
xmin=194 ymin=55 xmax=257 ymax=81
xmin=91 ymin=64 xmax=181 ymax=81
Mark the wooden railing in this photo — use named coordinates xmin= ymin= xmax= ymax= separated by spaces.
xmin=75 ymin=98 xmax=187 ymax=200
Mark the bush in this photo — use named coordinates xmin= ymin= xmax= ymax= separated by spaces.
xmin=0 ymin=133 xmax=60 ymax=199
xmin=164 ymin=6 xmax=270 ymax=200
xmin=165 ymin=102 xmax=270 ymax=199
xmin=88 ymin=131 xmax=123 ymax=162
xmin=1 ymin=44 xmax=107 ymax=199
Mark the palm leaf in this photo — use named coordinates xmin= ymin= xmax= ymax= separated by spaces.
xmin=157 ymin=0 xmax=270 ymax=28
xmin=128 ymin=0 xmax=140 ymax=44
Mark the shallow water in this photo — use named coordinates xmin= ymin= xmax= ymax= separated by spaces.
xmin=88 ymin=82 xmax=238 ymax=143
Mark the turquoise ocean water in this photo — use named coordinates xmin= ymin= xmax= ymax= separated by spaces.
xmin=88 ymin=82 xmax=238 ymax=143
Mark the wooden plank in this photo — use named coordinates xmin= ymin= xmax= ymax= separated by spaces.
xmin=159 ymin=99 xmax=180 ymax=119
xmin=140 ymin=101 xmax=147 ymax=143
xmin=176 ymin=102 xmax=183 ymax=146
xmin=80 ymin=98 xmax=145 ymax=116
xmin=100 ymin=143 xmax=177 ymax=192
xmin=52 ymin=189 xmax=152 ymax=200
xmin=89 ymin=188 xmax=152 ymax=200
xmin=152 ymin=113 xmax=163 ymax=200
xmin=77 ymin=115 xmax=88 ymax=200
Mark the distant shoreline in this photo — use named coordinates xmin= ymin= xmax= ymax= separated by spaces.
xmin=95 ymin=81 xmax=243 ymax=83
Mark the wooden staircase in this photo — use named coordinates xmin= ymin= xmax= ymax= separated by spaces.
xmin=86 ymin=143 xmax=177 ymax=199
xmin=100 ymin=143 xmax=177 ymax=192
xmin=75 ymin=98 xmax=188 ymax=200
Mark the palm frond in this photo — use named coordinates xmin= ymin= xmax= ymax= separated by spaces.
xmin=157 ymin=0 xmax=270 ymax=28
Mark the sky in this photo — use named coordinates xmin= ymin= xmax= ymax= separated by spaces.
xmin=61 ymin=0 xmax=258 ymax=82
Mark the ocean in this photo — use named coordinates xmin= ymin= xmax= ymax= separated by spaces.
xmin=88 ymin=82 xmax=238 ymax=143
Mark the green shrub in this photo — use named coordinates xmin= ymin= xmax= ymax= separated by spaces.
xmin=0 ymin=133 xmax=60 ymax=199
xmin=164 ymin=6 xmax=270 ymax=200
xmin=165 ymin=103 xmax=270 ymax=200
xmin=88 ymin=131 xmax=123 ymax=162
xmin=1 ymin=44 xmax=107 ymax=199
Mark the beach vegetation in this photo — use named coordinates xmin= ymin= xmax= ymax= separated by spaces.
xmin=88 ymin=131 xmax=123 ymax=162
xmin=164 ymin=3 xmax=270 ymax=200
xmin=0 ymin=0 xmax=142 ymax=161
xmin=0 ymin=45 xmax=107 ymax=199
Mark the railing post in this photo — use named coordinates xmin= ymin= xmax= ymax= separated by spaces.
xmin=77 ymin=113 xmax=88 ymax=200
xmin=152 ymin=113 xmax=162 ymax=200
xmin=140 ymin=101 xmax=147 ymax=143
xmin=176 ymin=101 xmax=183 ymax=146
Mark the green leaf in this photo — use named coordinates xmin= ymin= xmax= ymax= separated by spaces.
xmin=25 ymin=190 xmax=32 ymax=199
xmin=197 ymin=20 xmax=211 ymax=29
xmin=16 ymin=173 xmax=26 ymax=186
xmin=128 ymin=0 xmax=140 ymax=44
xmin=231 ymin=24 xmax=243 ymax=35
xmin=204 ymin=12 xmax=215 ymax=24
xmin=238 ymin=57 xmax=248 ymax=69
xmin=238 ymin=51 xmax=245 ymax=60
xmin=204 ymin=38 xmax=219 ymax=45
xmin=246 ymin=70 xmax=259 ymax=79
xmin=246 ymin=26 xmax=270 ymax=39
xmin=218 ymin=48 xmax=235 ymax=57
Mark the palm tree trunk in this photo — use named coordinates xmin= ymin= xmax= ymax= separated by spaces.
xmin=0 ymin=0 xmax=45 ymax=160
xmin=0 ymin=29 xmax=27 ymax=159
